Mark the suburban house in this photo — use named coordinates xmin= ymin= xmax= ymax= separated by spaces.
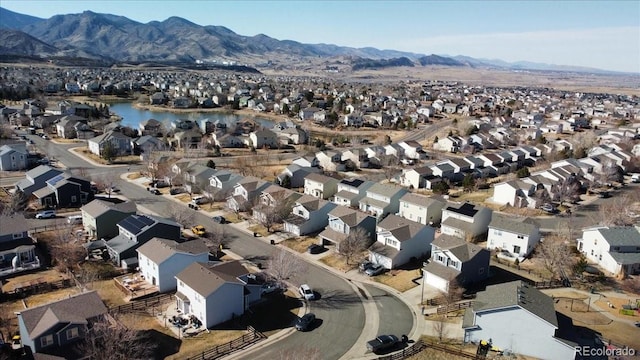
xmin=487 ymin=214 xmax=541 ymax=261
xmin=139 ymin=118 xmax=165 ymax=136
xmin=80 ymin=199 xmax=137 ymax=240
xmin=88 ymin=130 xmax=133 ymax=157
xmin=15 ymin=165 xmax=63 ymax=197
xmin=32 ymin=173 xmax=94 ymax=208
xmin=132 ymin=135 xmax=165 ymax=159
xmin=398 ymin=140 xmax=427 ymax=160
xmin=208 ymin=170 xmax=243 ymax=201
xmin=577 ymin=225 xmax=640 ymax=276
xmin=318 ymin=206 xmax=377 ymax=251
xmin=462 ymin=281 xmax=576 ymax=360
xmin=0 ymin=143 xmax=29 ymax=171
xmin=276 ymin=164 xmax=322 ymax=189
xmin=226 ymin=176 xmax=271 ymax=213
xmin=283 ymin=195 xmax=336 ymax=236
xmin=183 ymin=165 xmax=219 ymax=195
xmin=211 ymin=133 xmax=245 ymax=148
xmin=105 ymin=214 xmax=182 ymax=268
xmin=422 ymin=234 xmax=490 ymax=292
xmin=341 ymin=148 xmax=370 ymax=169
xmin=55 ymin=115 xmax=87 ymax=139
xmin=400 ymin=166 xmax=435 ymax=189
xmin=303 ymin=173 xmax=339 ymax=200
xmin=397 ymin=193 xmax=446 ymax=226
xmin=249 ymin=129 xmax=278 ymax=149
xmin=316 ymin=150 xmax=345 ymax=172
xmin=137 ymin=237 xmax=210 ymax=293
xmin=292 ymin=156 xmax=319 ymax=168
xmin=359 ymin=183 xmax=408 ymax=219
xmin=441 ymin=202 xmax=493 ymax=241
xmin=332 ymin=178 xmax=374 ymax=208
xmin=369 ymin=214 xmax=435 ymax=269
xmin=17 ymin=291 xmax=108 ymax=357
xmin=433 ymin=135 xmax=465 ymax=153
xmin=252 ymin=185 xmax=302 ymax=224
xmin=175 ymin=261 xmax=262 ymax=329
xmin=0 ymin=214 xmax=39 ymax=277
xmin=173 ymin=130 xmax=203 ymax=149
xmin=492 ymin=180 xmax=539 ymax=209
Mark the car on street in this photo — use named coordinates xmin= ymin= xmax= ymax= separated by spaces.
xmin=191 ymin=225 xmax=206 ymax=236
xmin=299 ymin=284 xmax=315 ymax=300
xmin=41 ymin=134 xmax=49 ymax=140
xmin=365 ymin=263 xmax=386 ymax=277
xmin=149 ymin=188 xmax=161 ymax=195
xmin=212 ymin=216 xmax=227 ymax=224
xmin=635 ymin=321 xmax=640 ymax=328
xmin=307 ymin=244 xmax=324 ymax=254
xmin=35 ymin=210 xmax=56 ymax=219
xmin=295 ymin=313 xmax=316 ymax=331
xmin=188 ymin=203 xmax=200 ymax=210
xmin=366 ymin=334 xmax=400 ymax=353
xmin=260 ymin=282 xmax=281 ymax=296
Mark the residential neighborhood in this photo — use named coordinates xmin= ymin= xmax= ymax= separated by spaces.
xmin=0 ymin=61 xmax=639 ymax=360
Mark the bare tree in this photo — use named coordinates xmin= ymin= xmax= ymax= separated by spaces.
xmin=256 ymin=192 xmax=295 ymax=233
xmin=551 ymin=175 xmax=581 ymax=206
xmin=432 ymin=315 xmax=448 ymax=343
xmin=338 ymin=227 xmax=370 ymax=265
xmin=94 ymin=173 xmax=120 ymax=199
xmin=441 ymin=278 xmax=464 ymax=318
xmin=147 ymin=152 xmax=171 ymax=183
xmin=0 ymin=303 xmax=13 ymax=346
xmin=537 ymin=233 xmax=573 ymax=280
xmin=166 ymin=203 xmax=196 ymax=228
xmin=597 ymin=159 xmax=624 ymax=185
xmin=48 ymin=220 xmax=86 ymax=275
xmin=1 ymin=190 xmax=27 ymax=215
xmin=203 ymin=224 xmax=227 ymax=256
xmin=267 ymin=247 xmax=307 ymax=288
xmin=597 ymin=198 xmax=636 ymax=226
xmin=76 ymin=314 xmax=156 ymax=360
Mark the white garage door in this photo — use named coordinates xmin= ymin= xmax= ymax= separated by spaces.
xmin=424 ymin=271 xmax=448 ymax=292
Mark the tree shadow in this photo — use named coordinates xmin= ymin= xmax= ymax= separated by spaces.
xmin=465 ymin=266 xmax=536 ymax=295
xmin=555 ymin=312 xmax=608 ymax=360
xmin=145 ymin=329 xmax=182 ymax=359
xmin=310 ymin=289 xmax=362 ymax=310
xmin=213 ymin=294 xmax=303 ymax=333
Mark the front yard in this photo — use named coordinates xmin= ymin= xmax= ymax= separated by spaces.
xmin=280 ymin=236 xmax=318 ymax=253
xmin=374 ymin=269 xmax=421 ymax=293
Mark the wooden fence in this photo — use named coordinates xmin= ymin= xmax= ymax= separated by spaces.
xmin=184 ymin=326 xmax=266 ymax=360
xmin=421 ymin=340 xmax=481 ymax=360
xmin=437 ymin=301 xmax=473 ymax=315
xmin=0 ymin=278 xmax=74 ymax=302
xmin=109 ymin=293 xmax=174 ymax=314
xmin=376 ymin=340 xmax=426 ymax=360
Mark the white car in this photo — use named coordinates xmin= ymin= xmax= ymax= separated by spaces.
xmin=35 ymin=210 xmax=56 ymax=219
xmin=298 ymin=284 xmax=315 ymax=300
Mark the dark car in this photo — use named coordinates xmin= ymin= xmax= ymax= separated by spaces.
xmin=149 ymin=188 xmax=161 ymax=195
xmin=169 ymin=187 xmax=184 ymax=195
xmin=540 ymin=203 xmax=557 ymax=213
xmin=295 ymin=313 xmax=316 ymax=331
xmin=307 ymin=244 xmax=324 ymax=254
xmin=212 ymin=216 xmax=227 ymax=224
xmin=359 ymin=260 xmax=374 ymax=272
xmin=365 ymin=263 xmax=386 ymax=277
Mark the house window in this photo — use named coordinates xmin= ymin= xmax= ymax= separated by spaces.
xmin=479 ymin=267 xmax=485 ymax=275
xmin=517 ymin=235 xmax=524 ymax=239
xmin=591 ymin=250 xmax=594 ymax=255
xmin=179 ymin=281 xmax=184 ymax=287
xmin=12 ymin=233 xmax=23 ymax=239
xmin=71 ymin=195 xmax=77 ymax=203
xmin=611 ymin=247 xmax=619 ymax=251
xmin=513 ymin=245 xmax=521 ymax=254
xmin=449 ymin=261 xmax=457 ymax=268
xmin=599 ymin=254 xmax=602 ymax=260
xmin=66 ymin=328 xmax=79 ymax=339
xmin=494 ymin=230 xmax=502 ymax=236
xmin=41 ymin=334 xmax=54 ymax=347
xmin=594 ymin=239 xmax=597 ymax=245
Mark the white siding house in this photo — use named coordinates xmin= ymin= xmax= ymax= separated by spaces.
xmin=577 ymin=225 xmax=640 ymax=276
xmin=441 ymin=202 xmax=493 ymax=240
xmin=369 ymin=215 xmax=435 ymax=269
xmin=137 ymin=238 xmax=210 ymax=293
xmin=303 ymin=173 xmax=339 ymax=200
xmin=397 ymin=193 xmax=445 ymax=226
xmin=487 ymin=214 xmax=541 ymax=261
xmin=359 ymin=183 xmax=408 ymax=219
xmin=283 ymin=195 xmax=336 ymax=236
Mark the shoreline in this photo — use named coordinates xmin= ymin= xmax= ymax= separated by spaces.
xmin=131 ymin=101 xmax=289 ymax=122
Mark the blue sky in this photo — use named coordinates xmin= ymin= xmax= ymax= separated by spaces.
xmin=2 ymin=0 xmax=639 ymax=73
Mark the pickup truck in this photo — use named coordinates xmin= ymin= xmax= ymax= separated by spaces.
xmin=366 ymin=334 xmax=399 ymax=353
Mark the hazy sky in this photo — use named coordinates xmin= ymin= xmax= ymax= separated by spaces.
xmin=2 ymin=0 xmax=639 ymax=73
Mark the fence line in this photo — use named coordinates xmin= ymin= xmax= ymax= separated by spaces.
xmin=109 ymin=293 xmax=174 ymax=314
xmin=421 ymin=340 xmax=480 ymax=360
xmin=184 ymin=326 xmax=266 ymax=360
xmin=0 ymin=278 xmax=74 ymax=302
xmin=437 ymin=301 xmax=473 ymax=315
xmin=376 ymin=340 xmax=426 ymax=360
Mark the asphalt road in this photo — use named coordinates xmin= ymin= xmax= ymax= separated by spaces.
xmin=364 ymin=284 xmax=413 ymax=338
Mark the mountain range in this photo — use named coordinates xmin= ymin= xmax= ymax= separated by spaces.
xmin=0 ymin=7 xmax=624 ymax=74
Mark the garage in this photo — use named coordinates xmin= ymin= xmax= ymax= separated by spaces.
xmin=424 ymin=271 xmax=449 ymax=292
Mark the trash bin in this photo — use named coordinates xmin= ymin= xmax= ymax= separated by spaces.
xmin=253 ymin=232 xmax=258 ymax=237
xmin=270 ymin=239 xmax=275 ymax=245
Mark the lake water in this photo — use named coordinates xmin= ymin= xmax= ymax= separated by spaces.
xmin=109 ymin=102 xmax=274 ymax=129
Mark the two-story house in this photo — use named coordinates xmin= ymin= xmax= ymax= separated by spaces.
xmin=139 ymin=118 xmax=164 ymax=136
xmin=316 ymin=150 xmax=345 ymax=172
xmin=398 ymin=140 xmax=427 ymax=160
xmin=81 ymin=199 xmax=137 ymax=240
xmin=369 ymin=214 xmax=435 ymax=269
xmin=105 ymin=214 xmax=182 ymax=267
xmin=183 ymin=165 xmax=219 ymax=195
xmin=88 ymin=130 xmax=133 ymax=157
xmin=175 ymin=261 xmax=262 ymax=329
xmin=341 ymin=148 xmax=370 ymax=169
xmin=0 ymin=214 xmax=39 ymax=277
xmin=487 ymin=214 xmax=541 ymax=261
xmin=208 ymin=170 xmax=243 ymax=201
xmin=276 ymin=164 xmax=322 ymax=189
xmin=332 ymin=178 xmax=374 ymax=208
xmin=422 ymin=234 xmax=490 ymax=292
xmin=303 ymin=173 xmax=339 ymax=200
xmin=32 ymin=173 xmax=94 ymax=208
xmin=249 ymin=129 xmax=278 ymax=149
xmin=226 ymin=177 xmax=271 ymax=213
xmin=492 ymin=180 xmax=538 ymax=209
xmin=359 ymin=183 xmax=408 ymax=219
xmin=283 ymin=195 xmax=337 ymax=236
xmin=441 ymin=202 xmax=493 ymax=241
xmin=15 ymin=165 xmax=63 ymax=197
xmin=17 ymin=291 xmax=108 ymax=357
xmin=0 ymin=143 xmax=29 ymax=171
xmin=397 ymin=193 xmax=446 ymax=226
xmin=252 ymin=185 xmax=302 ymax=225
xmin=577 ymin=225 xmax=640 ymax=276
xmin=318 ymin=206 xmax=377 ymax=251
xmin=137 ymin=237 xmax=210 ymax=293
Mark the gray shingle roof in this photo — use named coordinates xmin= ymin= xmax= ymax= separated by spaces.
xmin=489 ymin=214 xmax=538 ymax=236
xmin=378 ymin=214 xmax=426 ymax=241
xmin=176 ymin=260 xmax=248 ymax=298
xmin=137 ymin=238 xmax=209 ymax=265
xmin=472 ymin=280 xmax=558 ymax=327
xmin=0 ymin=214 xmax=30 ymax=236
xmin=367 ymin=183 xmax=406 ymax=198
xmin=18 ymin=291 xmax=107 ymax=339
xmin=596 ymin=226 xmax=640 ymax=247
xmin=81 ymin=199 xmax=137 ymax=218
xmin=399 ymin=192 xmax=444 ymax=207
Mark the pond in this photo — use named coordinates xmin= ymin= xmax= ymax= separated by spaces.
xmin=108 ymin=102 xmax=274 ymax=129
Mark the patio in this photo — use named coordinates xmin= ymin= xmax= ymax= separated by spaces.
xmin=113 ymin=273 xmax=158 ymax=301
xmin=156 ymin=302 xmax=206 ymax=338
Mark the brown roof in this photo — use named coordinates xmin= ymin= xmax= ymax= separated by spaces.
xmin=176 ymin=260 xmax=248 ymax=298
xmin=18 ymin=291 xmax=107 ymax=339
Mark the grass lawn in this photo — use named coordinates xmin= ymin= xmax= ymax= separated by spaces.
xmin=175 ymin=194 xmax=192 ymax=203
xmin=77 ymin=148 xmax=140 ymax=165
xmin=374 ymin=269 xmax=421 ymax=293
xmin=222 ymin=212 xmax=244 ymax=223
xmin=449 ymin=188 xmax=493 ymax=204
xmin=318 ymin=253 xmax=357 ymax=272
xmin=126 ymin=172 xmax=143 ymax=180
xmin=280 ymin=236 xmax=318 ymax=253
xmin=247 ymin=224 xmax=270 ymax=237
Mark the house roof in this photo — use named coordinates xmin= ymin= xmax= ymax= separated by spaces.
xmin=593 ymin=226 xmax=640 ymax=247
xmin=449 ymin=242 xmax=487 ymax=263
xmin=89 ymin=129 xmax=131 ymax=143
xmin=444 ymin=202 xmax=484 ymax=218
xmin=422 ymin=260 xmax=460 ymax=281
xmin=328 ymin=206 xmax=372 ymax=226
xmin=432 ymin=234 xmax=467 ymax=250
xmin=368 ymin=241 xmax=399 ymax=259
xmin=296 ymin=194 xmax=329 ymax=211
xmin=378 ymin=214 xmax=426 ymax=241
xmin=118 ymin=214 xmax=180 ymax=235
xmin=137 ymin=238 xmax=209 ymax=265
xmin=25 ymin=165 xmax=62 ymax=181
xmin=305 ymin=172 xmax=339 ymax=185
xmin=339 ymin=178 xmax=365 ymax=188
xmin=471 ymin=280 xmax=558 ymax=328
xmin=367 ymin=183 xmax=406 ymax=197
xmin=399 ymin=193 xmax=444 ymax=208
xmin=488 ymin=214 xmax=538 ymax=236
xmin=442 ymin=217 xmax=473 ymax=234
xmin=81 ymin=199 xmax=136 ymax=218
xmin=18 ymin=291 xmax=107 ymax=339
xmin=176 ymin=260 xmax=248 ymax=298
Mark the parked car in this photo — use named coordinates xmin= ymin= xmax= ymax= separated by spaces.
xmin=635 ymin=321 xmax=640 ymax=328
xmin=188 ymin=203 xmax=200 ymax=210
xmin=307 ymin=244 xmax=324 ymax=254
xmin=191 ymin=196 xmax=208 ymax=205
xmin=366 ymin=335 xmax=400 ymax=353
xmin=540 ymin=203 xmax=557 ymax=213
xmin=260 ymin=282 xmax=281 ymax=296
xmin=191 ymin=225 xmax=206 ymax=236
xmin=108 ymin=186 xmax=120 ymax=193
xmin=149 ymin=188 xmax=161 ymax=195
xmin=295 ymin=313 xmax=316 ymax=331
xmin=359 ymin=260 xmax=374 ymax=272
xmin=299 ymin=284 xmax=315 ymax=300
xmin=212 ymin=216 xmax=227 ymax=224
xmin=67 ymin=215 xmax=83 ymax=225
xmin=35 ymin=210 xmax=56 ymax=219
xmin=365 ymin=263 xmax=385 ymax=277
xmin=169 ymin=187 xmax=184 ymax=195
xmin=41 ymin=134 xmax=49 ymax=140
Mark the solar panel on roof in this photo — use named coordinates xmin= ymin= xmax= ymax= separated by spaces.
xmin=47 ymin=174 xmax=66 ymax=185
xmin=119 ymin=215 xmax=154 ymax=234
